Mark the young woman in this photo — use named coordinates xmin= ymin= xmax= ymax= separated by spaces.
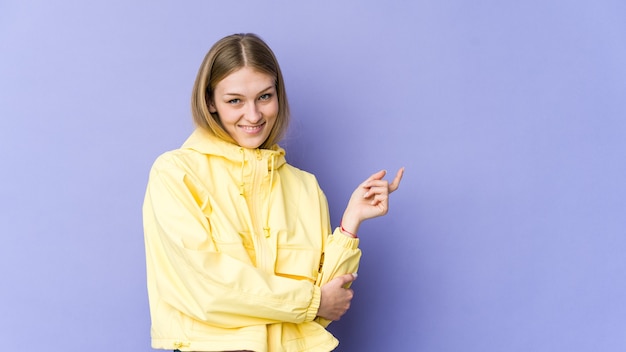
xmin=143 ymin=33 xmax=403 ymax=352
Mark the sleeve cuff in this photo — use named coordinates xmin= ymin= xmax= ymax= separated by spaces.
xmin=305 ymin=285 xmax=322 ymax=322
xmin=331 ymin=227 xmax=360 ymax=249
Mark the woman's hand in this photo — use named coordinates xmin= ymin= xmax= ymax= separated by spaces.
xmin=317 ymin=273 xmax=357 ymax=321
xmin=340 ymin=168 xmax=404 ymax=236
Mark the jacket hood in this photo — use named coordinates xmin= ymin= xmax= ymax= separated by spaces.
xmin=181 ymin=128 xmax=287 ymax=169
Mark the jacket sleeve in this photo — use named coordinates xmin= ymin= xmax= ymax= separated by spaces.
xmin=143 ymin=156 xmax=321 ymax=329
xmin=313 ymin=186 xmax=362 ymax=327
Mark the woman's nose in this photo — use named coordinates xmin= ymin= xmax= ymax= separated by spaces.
xmin=245 ymin=102 xmax=262 ymax=123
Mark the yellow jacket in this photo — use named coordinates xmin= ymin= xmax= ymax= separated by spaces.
xmin=143 ymin=128 xmax=361 ymax=351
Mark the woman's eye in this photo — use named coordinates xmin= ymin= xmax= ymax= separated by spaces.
xmin=228 ymin=98 xmax=241 ymax=104
xmin=259 ymin=94 xmax=272 ymax=101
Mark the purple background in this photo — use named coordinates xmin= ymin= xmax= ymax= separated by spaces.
xmin=2 ymin=1 xmax=626 ymax=351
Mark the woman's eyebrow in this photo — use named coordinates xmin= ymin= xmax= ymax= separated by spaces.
xmin=223 ymin=86 xmax=275 ymax=96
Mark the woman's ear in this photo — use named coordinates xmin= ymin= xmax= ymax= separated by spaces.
xmin=208 ymin=99 xmax=217 ymax=113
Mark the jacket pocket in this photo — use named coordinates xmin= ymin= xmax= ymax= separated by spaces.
xmin=213 ymin=232 xmax=255 ymax=265
xmin=274 ymin=247 xmax=320 ymax=282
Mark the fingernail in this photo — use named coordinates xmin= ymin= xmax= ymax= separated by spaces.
xmin=352 ymin=273 xmax=358 ymax=279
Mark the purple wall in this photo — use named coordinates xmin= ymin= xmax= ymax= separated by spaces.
xmin=1 ymin=1 xmax=625 ymax=351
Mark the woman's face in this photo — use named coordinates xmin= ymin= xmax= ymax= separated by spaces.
xmin=209 ymin=66 xmax=278 ymax=149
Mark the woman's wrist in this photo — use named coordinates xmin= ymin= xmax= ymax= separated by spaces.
xmin=340 ymin=221 xmax=358 ymax=238
xmin=340 ymin=213 xmax=360 ymax=238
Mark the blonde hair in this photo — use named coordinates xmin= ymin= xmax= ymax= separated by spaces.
xmin=191 ymin=33 xmax=290 ymax=149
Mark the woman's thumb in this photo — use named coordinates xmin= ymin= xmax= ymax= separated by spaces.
xmin=342 ymin=272 xmax=358 ymax=284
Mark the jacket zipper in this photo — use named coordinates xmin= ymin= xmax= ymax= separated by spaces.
xmin=249 ymin=150 xmax=272 ymax=273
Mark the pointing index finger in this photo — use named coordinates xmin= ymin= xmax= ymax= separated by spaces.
xmin=389 ymin=167 xmax=405 ymax=193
